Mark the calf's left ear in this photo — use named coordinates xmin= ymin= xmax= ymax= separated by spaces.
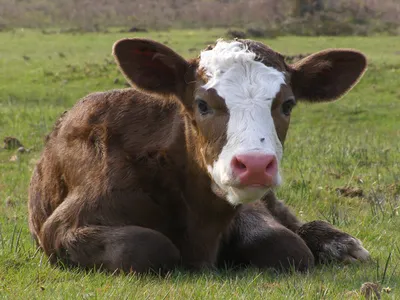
xmin=290 ymin=49 xmax=367 ymax=102
xmin=112 ymin=38 xmax=194 ymax=101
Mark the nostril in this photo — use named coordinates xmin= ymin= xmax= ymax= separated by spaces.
xmin=265 ymin=157 xmax=277 ymax=175
xmin=237 ymin=161 xmax=246 ymax=170
xmin=231 ymin=157 xmax=247 ymax=175
xmin=232 ymin=157 xmax=247 ymax=172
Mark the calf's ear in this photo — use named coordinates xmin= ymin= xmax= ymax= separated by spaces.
xmin=113 ymin=38 xmax=194 ymax=100
xmin=290 ymin=49 xmax=367 ymax=102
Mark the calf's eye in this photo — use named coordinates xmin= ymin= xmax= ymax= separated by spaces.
xmin=282 ymin=98 xmax=296 ymax=116
xmin=196 ymin=99 xmax=212 ymax=115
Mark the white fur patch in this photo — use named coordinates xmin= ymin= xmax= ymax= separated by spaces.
xmin=199 ymin=40 xmax=286 ymax=205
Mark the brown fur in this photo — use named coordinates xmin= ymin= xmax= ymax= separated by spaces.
xmin=28 ymin=38 xmax=369 ymax=274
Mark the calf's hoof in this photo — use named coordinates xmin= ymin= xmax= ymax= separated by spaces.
xmin=297 ymin=220 xmax=370 ymax=264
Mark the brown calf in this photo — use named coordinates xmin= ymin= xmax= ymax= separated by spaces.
xmin=28 ymin=38 xmax=370 ymax=273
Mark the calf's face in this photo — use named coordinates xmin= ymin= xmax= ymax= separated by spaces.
xmin=113 ymin=38 xmax=367 ymax=205
xmin=194 ymin=41 xmax=291 ymax=204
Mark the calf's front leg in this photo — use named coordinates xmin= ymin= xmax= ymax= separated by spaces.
xmin=262 ymin=192 xmax=370 ymax=264
xmin=218 ymin=202 xmax=315 ymax=272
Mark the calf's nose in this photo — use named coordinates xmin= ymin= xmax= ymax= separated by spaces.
xmin=231 ymin=153 xmax=277 ymax=187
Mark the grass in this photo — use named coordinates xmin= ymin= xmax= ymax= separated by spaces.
xmin=0 ymin=28 xmax=399 ymax=299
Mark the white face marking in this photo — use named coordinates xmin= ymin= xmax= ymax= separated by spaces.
xmin=199 ymin=40 xmax=286 ymax=205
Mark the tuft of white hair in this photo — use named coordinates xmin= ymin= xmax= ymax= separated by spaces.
xmin=199 ymin=40 xmax=257 ymax=88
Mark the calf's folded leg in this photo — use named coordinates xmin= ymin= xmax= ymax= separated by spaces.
xmin=38 ymin=199 xmax=180 ymax=274
xmin=262 ymin=192 xmax=370 ymax=264
xmin=218 ymin=203 xmax=315 ymax=272
xmin=41 ymin=223 xmax=180 ymax=273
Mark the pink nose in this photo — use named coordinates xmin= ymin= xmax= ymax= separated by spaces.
xmin=231 ymin=154 xmax=278 ymax=187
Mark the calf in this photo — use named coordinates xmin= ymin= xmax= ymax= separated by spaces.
xmin=28 ymin=38 xmax=370 ymax=273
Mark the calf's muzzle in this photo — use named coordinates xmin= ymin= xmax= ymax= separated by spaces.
xmin=231 ymin=153 xmax=277 ymax=187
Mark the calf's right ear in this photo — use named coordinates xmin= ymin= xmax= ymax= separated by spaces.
xmin=112 ymin=38 xmax=194 ymax=100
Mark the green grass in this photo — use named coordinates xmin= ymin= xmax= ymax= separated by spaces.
xmin=0 ymin=28 xmax=399 ymax=299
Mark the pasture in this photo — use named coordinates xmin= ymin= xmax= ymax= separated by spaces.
xmin=0 ymin=28 xmax=399 ymax=299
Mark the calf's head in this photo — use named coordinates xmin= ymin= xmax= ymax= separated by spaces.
xmin=113 ymin=38 xmax=367 ymax=205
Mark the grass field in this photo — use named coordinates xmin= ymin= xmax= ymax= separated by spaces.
xmin=0 ymin=28 xmax=399 ymax=299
